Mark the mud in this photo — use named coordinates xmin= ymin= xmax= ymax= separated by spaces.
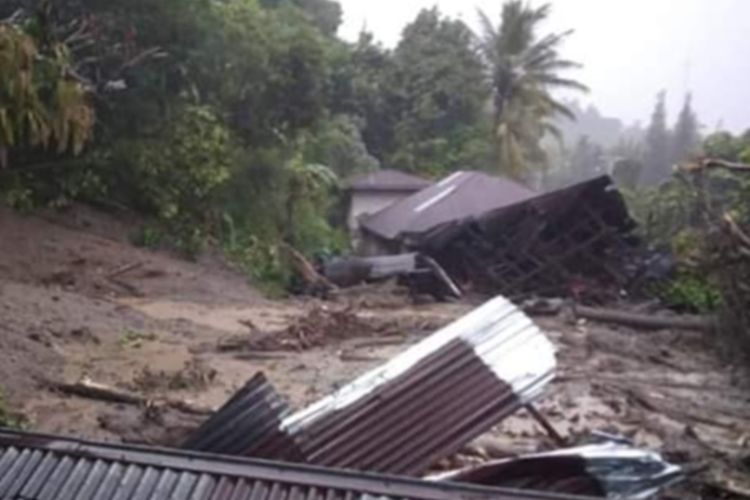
xmin=1 ymin=205 xmax=749 ymax=498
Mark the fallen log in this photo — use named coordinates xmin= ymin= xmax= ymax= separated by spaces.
xmin=54 ymin=379 xmax=143 ymax=405
xmin=106 ymin=261 xmax=143 ymax=280
xmin=573 ymin=305 xmax=716 ymax=332
xmin=52 ymin=378 xmax=214 ymax=415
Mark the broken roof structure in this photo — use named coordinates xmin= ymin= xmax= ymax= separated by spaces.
xmin=0 ymin=429 xmax=586 ymax=500
xmin=432 ymin=441 xmax=683 ymax=499
xmin=361 ymin=170 xmax=536 ymax=242
xmin=347 ymin=169 xmax=432 ymax=193
xmin=417 ymin=175 xmax=636 ymax=297
xmin=184 ymin=296 xmax=556 ymax=475
xmin=358 ymin=173 xmax=637 ymax=298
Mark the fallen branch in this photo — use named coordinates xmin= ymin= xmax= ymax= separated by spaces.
xmin=54 ymin=379 xmax=143 ymax=405
xmin=281 ymin=243 xmax=337 ymax=292
xmin=52 ymin=378 xmax=214 ymax=415
xmin=106 ymin=262 xmax=143 ymax=280
xmin=573 ymin=305 xmax=716 ymax=332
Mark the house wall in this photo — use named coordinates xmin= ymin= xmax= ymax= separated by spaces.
xmin=348 ymin=191 xmax=410 ymax=233
xmin=348 ymin=191 xmax=411 ymax=255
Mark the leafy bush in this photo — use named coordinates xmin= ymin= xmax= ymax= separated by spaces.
xmin=658 ymin=273 xmax=722 ymax=314
xmin=99 ymin=105 xmax=233 ymax=254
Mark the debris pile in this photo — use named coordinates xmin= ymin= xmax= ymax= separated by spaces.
xmin=419 ymin=176 xmax=637 ymax=299
xmin=182 ymin=296 xmax=683 ymax=499
xmin=0 ymin=296 xmax=690 ymax=499
xmin=222 ymin=305 xmax=401 ymax=352
xmin=324 ymin=252 xmax=462 ymax=300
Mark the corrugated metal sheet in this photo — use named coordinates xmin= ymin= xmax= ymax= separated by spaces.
xmin=361 ymin=171 xmax=536 ymax=241
xmin=182 ymin=373 xmax=300 ymax=460
xmin=432 ymin=442 xmax=683 ymax=499
xmin=0 ymin=429 xmax=592 ymax=500
xmin=185 ymin=296 xmax=555 ymax=476
xmin=281 ymin=296 xmax=555 ymax=475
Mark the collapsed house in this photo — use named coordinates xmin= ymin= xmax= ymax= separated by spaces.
xmin=359 ymin=172 xmax=637 ymax=298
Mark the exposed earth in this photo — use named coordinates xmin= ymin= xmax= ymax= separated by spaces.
xmin=1 ymin=205 xmax=749 ymax=498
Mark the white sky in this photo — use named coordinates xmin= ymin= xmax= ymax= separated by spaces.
xmin=338 ymin=0 xmax=750 ymax=133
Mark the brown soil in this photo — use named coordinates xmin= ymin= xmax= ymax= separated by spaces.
xmin=0 ymin=204 xmax=748 ymax=498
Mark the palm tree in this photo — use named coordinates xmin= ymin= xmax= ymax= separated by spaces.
xmin=477 ymin=2 xmax=587 ymax=177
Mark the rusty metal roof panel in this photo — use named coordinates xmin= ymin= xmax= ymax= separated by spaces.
xmin=0 ymin=429 xmax=593 ymax=500
xmin=280 ymin=295 xmax=556 ymax=475
xmin=182 ymin=297 xmax=555 ymax=476
xmin=182 ymin=373 xmax=299 ymax=460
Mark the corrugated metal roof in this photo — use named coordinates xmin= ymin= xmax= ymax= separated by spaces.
xmin=361 ymin=171 xmax=536 ymax=241
xmin=432 ymin=442 xmax=683 ymax=499
xmin=182 ymin=373 xmax=300 ymax=461
xmin=185 ymin=296 xmax=555 ymax=476
xmin=281 ymin=296 xmax=555 ymax=475
xmin=348 ymin=170 xmax=432 ymax=192
xmin=0 ymin=429 xmax=592 ymax=500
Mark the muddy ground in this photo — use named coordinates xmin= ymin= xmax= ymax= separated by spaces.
xmin=1 ymin=205 xmax=749 ymax=499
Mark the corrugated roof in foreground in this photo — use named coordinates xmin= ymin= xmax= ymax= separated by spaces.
xmin=361 ymin=171 xmax=537 ymax=240
xmin=0 ymin=429 xmax=593 ymax=500
xmin=277 ymin=295 xmax=556 ymax=475
xmin=347 ymin=169 xmax=432 ymax=192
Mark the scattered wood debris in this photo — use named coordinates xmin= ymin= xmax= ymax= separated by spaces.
xmin=220 ymin=305 xmax=402 ymax=352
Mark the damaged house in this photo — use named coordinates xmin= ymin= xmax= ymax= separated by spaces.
xmin=346 ymin=169 xmax=432 ymax=252
xmin=358 ymin=171 xmax=637 ymax=298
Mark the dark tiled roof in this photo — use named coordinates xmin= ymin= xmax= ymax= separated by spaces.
xmin=361 ymin=171 xmax=536 ymax=240
xmin=0 ymin=429 xmax=584 ymax=499
xmin=347 ymin=169 xmax=432 ymax=192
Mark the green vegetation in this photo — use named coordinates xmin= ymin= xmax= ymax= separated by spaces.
xmin=119 ymin=330 xmax=158 ymax=349
xmin=0 ymin=389 xmax=26 ymax=429
xmin=0 ymin=0 xmax=589 ymax=290
xmin=624 ymin=129 xmax=750 ymax=320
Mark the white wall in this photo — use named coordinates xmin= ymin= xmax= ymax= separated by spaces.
xmin=347 ymin=191 xmax=409 ymax=233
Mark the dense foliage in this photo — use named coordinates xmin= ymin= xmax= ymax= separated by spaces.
xmin=624 ymin=130 xmax=750 ymax=315
xmin=0 ymin=0 xmax=587 ymax=289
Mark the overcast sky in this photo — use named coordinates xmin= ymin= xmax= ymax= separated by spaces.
xmin=338 ymin=0 xmax=750 ymax=133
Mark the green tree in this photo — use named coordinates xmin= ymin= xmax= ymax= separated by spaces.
xmin=477 ymin=1 xmax=587 ymax=177
xmin=328 ymin=31 xmax=398 ymax=162
xmin=704 ymin=130 xmax=750 ymax=163
xmin=388 ymin=8 xmax=490 ymax=174
xmin=671 ymin=93 xmax=700 ymax=164
xmin=282 ymin=154 xmax=340 ymax=252
xmin=304 ymin=115 xmax=379 ymax=177
xmin=261 ymin=0 xmax=342 ymax=36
